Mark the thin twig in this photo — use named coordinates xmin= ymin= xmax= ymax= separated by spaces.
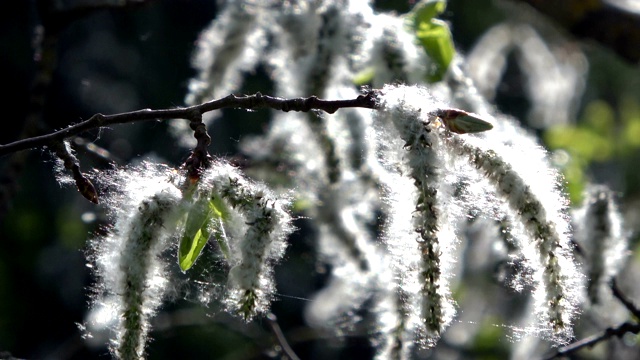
xmin=0 ymin=91 xmax=380 ymax=157
xmin=50 ymin=141 xmax=99 ymax=203
xmin=543 ymin=322 xmax=640 ymax=360
xmin=543 ymin=277 xmax=640 ymax=359
xmin=182 ymin=113 xmax=212 ymax=183
xmin=611 ymin=278 xmax=640 ymax=319
xmin=266 ymin=312 xmax=301 ymax=360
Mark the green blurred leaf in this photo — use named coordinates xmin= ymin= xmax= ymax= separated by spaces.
xmin=624 ymin=119 xmax=640 ymax=149
xmin=292 ymin=196 xmax=314 ymax=212
xmin=411 ymin=0 xmax=446 ymax=24
xmin=416 ymin=20 xmax=455 ymax=82
xmin=620 ymin=96 xmax=640 ymax=152
xmin=408 ymin=1 xmax=455 ymax=82
xmin=542 ymin=98 xmax=635 ymax=204
xmin=583 ymin=100 xmax=614 ymax=135
xmin=352 ymin=66 xmax=376 ymax=86
xmin=179 ymin=196 xmax=212 ymax=271
xmin=545 ymin=126 xmax=612 ymax=162
xmin=563 ymin=157 xmax=587 ymax=204
xmin=209 ymin=195 xmax=228 ymax=220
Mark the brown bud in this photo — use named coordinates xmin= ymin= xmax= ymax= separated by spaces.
xmin=75 ymin=176 xmax=99 ymax=204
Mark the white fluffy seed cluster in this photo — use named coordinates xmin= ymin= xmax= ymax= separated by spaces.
xmin=85 ymin=160 xmax=296 ymax=358
xmin=376 ymin=85 xmax=460 ymax=350
xmin=572 ymin=185 xmax=629 ymax=306
xmin=444 ymin=134 xmax=583 ymax=341
xmin=201 ymin=161 xmax=295 ymax=320
xmin=86 ymin=163 xmax=182 ymax=360
xmin=115 ymin=191 xmax=180 ymax=359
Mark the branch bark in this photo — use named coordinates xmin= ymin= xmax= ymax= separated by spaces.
xmin=543 ymin=322 xmax=640 ymax=360
xmin=0 ymin=91 xmax=380 ymax=157
xmin=543 ymin=278 xmax=640 ymax=359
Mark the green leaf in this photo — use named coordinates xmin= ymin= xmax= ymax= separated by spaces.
xmin=179 ymin=195 xmax=228 ymax=271
xmin=406 ymin=1 xmax=455 ymax=83
xmin=179 ymin=196 xmax=211 ymax=271
xmin=352 ymin=66 xmax=376 ymax=86
xmin=411 ymin=0 xmax=446 ymax=24
xmin=209 ymin=195 xmax=229 ymax=220
xmin=415 ymin=20 xmax=455 ymax=82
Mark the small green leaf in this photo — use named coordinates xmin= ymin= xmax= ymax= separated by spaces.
xmin=411 ymin=0 xmax=446 ymax=24
xmin=178 ymin=197 xmax=224 ymax=271
xmin=352 ymin=66 xmax=376 ymax=86
xmin=291 ymin=196 xmax=313 ymax=212
xmin=415 ymin=20 xmax=455 ymax=82
xmin=406 ymin=1 xmax=456 ymax=83
xmin=209 ymin=195 xmax=229 ymax=220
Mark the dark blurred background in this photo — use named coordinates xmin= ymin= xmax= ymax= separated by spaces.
xmin=1 ymin=0 xmax=640 ymax=359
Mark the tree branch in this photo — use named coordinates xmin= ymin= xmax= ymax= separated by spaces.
xmin=543 ymin=278 xmax=640 ymax=359
xmin=50 ymin=141 xmax=99 ymax=203
xmin=0 ymin=91 xmax=380 ymax=157
xmin=543 ymin=322 xmax=640 ymax=360
xmin=611 ymin=278 xmax=640 ymax=318
xmin=266 ymin=312 xmax=301 ymax=360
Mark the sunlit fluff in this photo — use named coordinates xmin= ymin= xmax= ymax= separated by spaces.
xmin=377 ymin=85 xmax=459 ymax=347
xmin=200 ymin=160 xmax=295 ymax=320
xmin=444 ymin=110 xmax=584 ymax=343
xmin=573 ymin=185 xmax=629 ymax=306
xmin=86 ymin=162 xmax=182 ymax=360
xmin=377 ymin=84 xmax=583 ymax=344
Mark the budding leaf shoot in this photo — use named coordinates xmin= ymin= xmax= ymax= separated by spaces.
xmin=179 ymin=195 xmax=228 ymax=271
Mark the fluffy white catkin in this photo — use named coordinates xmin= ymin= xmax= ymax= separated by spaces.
xmin=87 ymin=163 xmax=183 ymax=360
xmin=202 ymin=161 xmax=294 ymax=320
